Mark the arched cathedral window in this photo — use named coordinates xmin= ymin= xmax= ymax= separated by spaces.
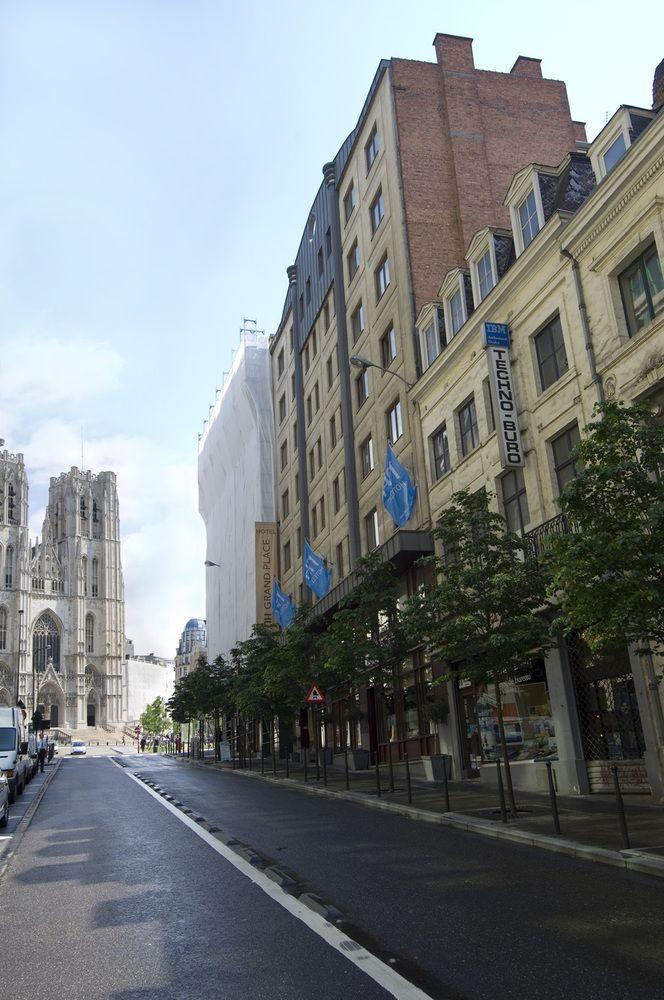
xmin=32 ymin=612 xmax=60 ymax=672
xmin=80 ymin=496 xmax=88 ymax=536
xmin=7 ymin=484 xmax=16 ymax=524
xmin=92 ymin=558 xmax=99 ymax=597
xmin=85 ymin=613 xmax=94 ymax=654
xmin=92 ymin=500 xmax=100 ymax=538
xmin=0 ymin=608 xmax=6 ymax=651
xmin=4 ymin=546 xmax=13 ymax=589
xmin=82 ymin=556 xmax=88 ymax=596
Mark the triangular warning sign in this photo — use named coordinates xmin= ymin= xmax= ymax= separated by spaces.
xmin=305 ymin=683 xmax=325 ymax=704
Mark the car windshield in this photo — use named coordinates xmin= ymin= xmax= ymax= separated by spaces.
xmin=0 ymin=728 xmax=17 ymax=752
xmin=72 ymin=741 xmax=85 ymax=747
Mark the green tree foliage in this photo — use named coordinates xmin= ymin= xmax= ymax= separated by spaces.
xmin=139 ymin=696 xmax=170 ymax=736
xmin=551 ymin=401 xmax=664 ymax=656
xmin=404 ymin=489 xmax=553 ymax=813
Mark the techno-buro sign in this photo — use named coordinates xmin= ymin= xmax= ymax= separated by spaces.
xmin=483 ymin=323 xmax=524 ymax=468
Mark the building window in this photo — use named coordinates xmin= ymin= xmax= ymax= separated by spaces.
xmin=324 ymin=301 xmax=330 ymax=330
xmin=32 ymin=612 xmax=61 ymax=672
xmin=370 ymin=188 xmax=384 ymax=234
xmin=299 ymin=294 xmax=304 ymax=319
xmin=326 ymin=355 xmax=334 ymax=389
xmin=293 ymin=421 xmax=298 ymax=452
xmin=0 ymin=607 xmax=6 ymax=650
xmin=4 ymin=546 xmax=13 ymax=589
xmin=351 ymin=301 xmax=365 ymax=342
xmin=316 ymin=436 xmax=323 ymax=469
xmin=296 ymin=527 xmax=301 ymax=551
xmin=500 ymin=469 xmax=530 ymax=534
xmin=365 ymin=508 xmax=380 ymax=550
xmin=306 ymin=278 xmax=311 ymax=305
xmin=535 ymin=315 xmax=569 ymax=391
xmin=320 ymin=496 xmax=326 ymax=530
xmin=476 ymin=248 xmax=495 ymax=301
xmin=458 ymin=398 xmax=479 ymax=457
xmin=329 ymin=413 xmax=337 ymax=449
xmin=311 ymin=503 xmax=318 ymax=538
xmin=431 ymin=424 xmax=450 ymax=480
xmin=386 ymin=399 xmax=403 ymax=445
xmin=518 ymin=189 xmax=540 ymax=249
xmin=289 ymin=327 xmax=294 ymax=353
xmin=325 ymin=227 xmax=332 ymax=257
xmin=375 ymin=254 xmax=390 ymax=300
xmin=603 ymin=133 xmax=626 ymax=173
xmin=282 ymin=489 xmax=290 ymax=519
xmin=450 ymin=286 xmax=465 ymax=336
xmin=277 ymin=349 xmax=285 ymax=377
xmin=91 ymin=557 xmax=99 ymax=598
xmin=283 ymin=540 xmax=291 ymax=572
xmin=312 ymin=329 xmax=318 ymax=358
xmin=306 ymin=394 xmax=312 ymax=425
xmin=309 ymin=447 xmax=316 ymax=479
xmin=291 ymin=371 xmax=296 ymax=398
xmin=333 ymin=472 xmax=345 ymax=513
xmin=365 ymin=124 xmax=379 ymax=172
xmin=619 ymin=243 xmax=664 ymax=336
xmin=360 ymin=435 xmax=375 ymax=479
xmin=380 ymin=325 xmax=397 ymax=367
xmin=85 ymin=613 xmax=94 ymax=654
xmin=335 ymin=541 xmax=345 ymax=578
xmin=347 ymin=241 xmax=360 ymax=283
xmin=279 ymin=393 xmax=287 ymax=424
xmin=314 ymin=382 xmax=320 ymax=412
xmin=343 ymin=181 xmax=356 ymax=223
xmin=356 ymin=368 xmax=369 ymax=408
xmin=423 ymin=320 xmax=440 ymax=367
xmin=552 ymin=424 xmax=580 ymax=496
xmin=82 ymin=556 xmax=88 ymax=597
xmin=280 ymin=440 xmax=288 ymax=471
xmin=317 ymin=247 xmax=324 ymax=278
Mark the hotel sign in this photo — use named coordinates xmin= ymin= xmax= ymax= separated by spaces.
xmin=255 ymin=522 xmax=278 ymax=627
xmin=483 ymin=323 xmax=524 ymax=468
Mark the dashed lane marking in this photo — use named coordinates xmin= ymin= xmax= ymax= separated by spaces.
xmin=111 ymin=758 xmax=433 ymax=1000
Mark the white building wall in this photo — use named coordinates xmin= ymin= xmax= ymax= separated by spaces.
xmin=198 ymin=333 xmax=276 ymax=661
xmin=125 ymin=657 xmax=174 ymax=722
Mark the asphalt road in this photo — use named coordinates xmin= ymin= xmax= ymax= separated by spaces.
xmin=2 ymin=754 xmax=664 ymax=1000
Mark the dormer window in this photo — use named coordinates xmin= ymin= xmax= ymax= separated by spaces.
xmin=602 ymin=133 xmax=626 ymax=173
xmin=588 ymin=106 xmax=655 ymax=182
xmin=518 ymin=190 xmax=540 ymax=249
xmin=476 ymin=248 xmax=495 ymax=301
xmin=417 ymin=306 xmax=446 ymax=371
xmin=450 ymin=287 xmax=465 ymax=335
xmin=440 ymin=271 xmax=472 ymax=340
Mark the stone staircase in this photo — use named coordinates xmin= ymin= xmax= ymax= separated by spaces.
xmin=66 ymin=726 xmax=126 ymax=745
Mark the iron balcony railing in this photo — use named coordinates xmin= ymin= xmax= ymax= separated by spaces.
xmin=524 ymin=513 xmax=572 ymax=560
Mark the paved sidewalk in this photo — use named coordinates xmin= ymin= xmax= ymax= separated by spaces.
xmin=169 ymin=751 xmax=664 ymax=877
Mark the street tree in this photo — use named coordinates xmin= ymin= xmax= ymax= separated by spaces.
xmin=139 ymin=696 xmax=170 ymax=737
xmin=550 ymin=400 xmax=664 ymax=657
xmin=404 ymin=489 xmax=553 ymax=814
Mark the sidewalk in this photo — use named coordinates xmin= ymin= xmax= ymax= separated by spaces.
xmin=175 ymin=752 xmax=664 ymax=878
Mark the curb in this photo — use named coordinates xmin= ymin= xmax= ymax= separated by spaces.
xmin=181 ymin=759 xmax=664 ymax=881
xmin=0 ymin=759 xmax=63 ymax=884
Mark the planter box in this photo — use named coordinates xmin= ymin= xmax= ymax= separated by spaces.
xmin=421 ymin=754 xmax=452 ymax=782
xmin=339 ymin=748 xmax=369 ymax=771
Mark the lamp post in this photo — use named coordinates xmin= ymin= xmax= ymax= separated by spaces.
xmin=15 ymin=609 xmax=24 ymax=706
xmin=349 ymin=355 xmax=414 ymax=391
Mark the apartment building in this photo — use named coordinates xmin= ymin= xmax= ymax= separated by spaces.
xmin=412 ymin=88 xmax=664 ymax=796
xmin=269 ymin=33 xmax=585 ymax=765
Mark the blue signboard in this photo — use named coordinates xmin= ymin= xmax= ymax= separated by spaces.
xmin=483 ymin=322 xmax=510 ymax=348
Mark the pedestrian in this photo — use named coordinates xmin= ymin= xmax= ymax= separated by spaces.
xmin=152 ymin=738 xmax=158 ymax=754
xmin=37 ymin=734 xmax=47 ymax=773
xmin=122 ymin=736 xmax=126 ymax=746
xmin=47 ymin=740 xmax=55 ymax=763
xmin=140 ymin=736 xmax=146 ymax=753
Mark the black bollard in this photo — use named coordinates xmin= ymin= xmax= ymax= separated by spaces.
xmin=612 ymin=765 xmax=631 ymax=849
xmin=545 ymin=761 xmax=561 ymax=835
xmin=496 ymin=759 xmax=508 ymax=823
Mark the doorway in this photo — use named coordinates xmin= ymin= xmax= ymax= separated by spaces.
xmin=87 ymin=703 xmax=96 ymax=726
xmin=50 ymin=704 xmax=59 ymax=727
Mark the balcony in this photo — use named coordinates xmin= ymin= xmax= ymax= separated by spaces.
xmin=524 ymin=513 xmax=572 ymax=561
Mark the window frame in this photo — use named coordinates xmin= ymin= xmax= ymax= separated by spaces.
xmin=551 ymin=423 xmax=581 ymax=497
xmin=364 ymin=507 xmax=380 ymax=550
xmin=534 ymin=313 xmax=569 ymax=392
xmin=347 ymin=240 xmax=360 ymax=283
xmin=375 ymin=254 xmax=390 ymax=302
xmin=386 ymin=398 xmax=403 ymax=446
xmin=380 ymin=324 xmax=397 ymax=368
xmin=500 ymin=468 xmax=530 ymax=535
xmin=356 ymin=368 xmax=370 ymax=409
xmin=351 ymin=300 xmax=365 ymax=343
xmin=457 ymin=396 xmax=479 ymax=458
xmin=619 ymin=242 xmax=664 ymax=337
xmin=365 ymin=124 xmax=379 ymax=173
xmin=370 ymin=187 xmax=385 ymax=235
xmin=360 ymin=435 xmax=375 ymax=479
xmin=343 ymin=181 xmax=356 ymax=224
xmin=430 ymin=423 xmax=451 ymax=481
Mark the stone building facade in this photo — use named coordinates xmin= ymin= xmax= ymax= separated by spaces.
xmin=0 ymin=454 xmax=125 ymax=729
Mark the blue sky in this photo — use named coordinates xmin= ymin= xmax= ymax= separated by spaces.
xmin=0 ymin=0 xmax=661 ymax=655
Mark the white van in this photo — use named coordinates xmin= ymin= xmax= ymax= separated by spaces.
xmin=0 ymin=706 xmax=33 ymax=803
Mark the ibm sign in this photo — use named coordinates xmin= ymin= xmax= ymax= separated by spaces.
xmin=483 ymin=323 xmax=524 ymax=468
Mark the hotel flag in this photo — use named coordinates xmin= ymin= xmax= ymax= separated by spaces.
xmin=382 ymin=444 xmax=417 ymax=528
xmin=303 ymin=540 xmax=332 ymax=599
xmin=271 ymin=578 xmax=296 ymax=629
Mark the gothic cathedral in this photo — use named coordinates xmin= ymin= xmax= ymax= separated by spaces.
xmin=0 ymin=447 xmax=125 ymax=729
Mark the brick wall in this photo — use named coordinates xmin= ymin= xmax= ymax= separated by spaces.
xmin=392 ymin=34 xmax=586 ymax=313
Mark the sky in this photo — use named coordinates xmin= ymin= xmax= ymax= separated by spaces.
xmin=0 ymin=0 xmax=661 ymax=656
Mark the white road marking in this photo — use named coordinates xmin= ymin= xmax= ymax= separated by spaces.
xmin=111 ymin=759 xmax=433 ymax=1000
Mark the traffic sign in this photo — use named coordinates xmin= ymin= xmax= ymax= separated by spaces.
xmin=134 ymin=725 xmax=141 ymax=734
xmin=305 ymin=683 xmax=325 ymax=704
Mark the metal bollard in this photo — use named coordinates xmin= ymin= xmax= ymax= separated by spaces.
xmin=545 ymin=761 xmax=561 ymax=835
xmin=442 ymin=758 xmax=451 ymax=813
xmin=496 ymin=760 xmax=508 ymax=823
xmin=405 ymin=753 xmax=412 ymax=805
xmin=612 ymin=765 xmax=631 ymax=849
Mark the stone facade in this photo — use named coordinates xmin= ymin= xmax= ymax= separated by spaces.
xmin=0 ymin=454 xmax=125 ymax=729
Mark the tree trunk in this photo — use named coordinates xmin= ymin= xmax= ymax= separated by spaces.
xmin=213 ymin=709 xmax=220 ymax=761
xmin=494 ymin=679 xmax=517 ymax=817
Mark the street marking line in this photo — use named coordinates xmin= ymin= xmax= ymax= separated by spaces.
xmin=111 ymin=759 xmax=433 ymax=1000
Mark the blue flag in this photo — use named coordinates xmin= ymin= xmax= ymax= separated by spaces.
xmin=271 ymin=578 xmax=296 ymax=629
xmin=303 ymin=540 xmax=332 ymax=599
xmin=383 ymin=444 xmax=417 ymax=528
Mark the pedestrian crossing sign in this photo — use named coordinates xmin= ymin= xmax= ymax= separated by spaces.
xmin=305 ymin=684 xmax=325 ymax=704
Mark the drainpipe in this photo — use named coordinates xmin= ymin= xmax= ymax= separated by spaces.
xmin=561 ymin=248 xmax=604 ymax=405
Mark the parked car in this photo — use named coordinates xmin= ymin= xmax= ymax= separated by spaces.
xmin=0 ymin=772 xmax=9 ymax=828
xmin=70 ymin=740 xmax=87 ymax=756
xmin=0 ymin=706 xmax=33 ymax=803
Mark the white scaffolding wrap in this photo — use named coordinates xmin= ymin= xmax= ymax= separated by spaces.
xmin=198 ymin=333 xmax=276 ymax=662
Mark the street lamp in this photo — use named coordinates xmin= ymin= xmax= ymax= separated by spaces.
xmin=15 ymin=609 xmax=24 ymax=705
xmin=349 ymin=355 xmax=414 ymax=390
